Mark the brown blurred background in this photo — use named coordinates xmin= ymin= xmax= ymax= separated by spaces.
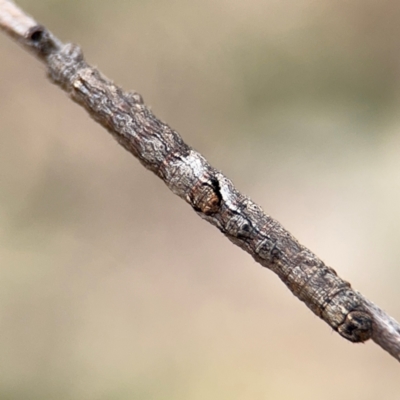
xmin=1 ymin=0 xmax=400 ymax=399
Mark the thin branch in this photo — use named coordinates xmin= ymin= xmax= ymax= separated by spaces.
xmin=1 ymin=0 xmax=399 ymax=362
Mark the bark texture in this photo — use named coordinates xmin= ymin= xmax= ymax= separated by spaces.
xmin=1 ymin=0 xmax=399 ymax=362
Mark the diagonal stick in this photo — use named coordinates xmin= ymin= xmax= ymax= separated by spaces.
xmin=1 ymin=0 xmax=399 ymax=362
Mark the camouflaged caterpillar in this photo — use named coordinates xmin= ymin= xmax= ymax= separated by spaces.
xmin=189 ymin=175 xmax=373 ymax=343
xmin=252 ymin=218 xmax=373 ymax=342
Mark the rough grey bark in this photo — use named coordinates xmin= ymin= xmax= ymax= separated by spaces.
xmin=1 ymin=0 xmax=399 ymax=362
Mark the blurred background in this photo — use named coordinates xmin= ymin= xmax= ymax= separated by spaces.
xmin=1 ymin=0 xmax=400 ymax=398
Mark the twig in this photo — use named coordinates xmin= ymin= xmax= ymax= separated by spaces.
xmin=1 ymin=0 xmax=399 ymax=362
